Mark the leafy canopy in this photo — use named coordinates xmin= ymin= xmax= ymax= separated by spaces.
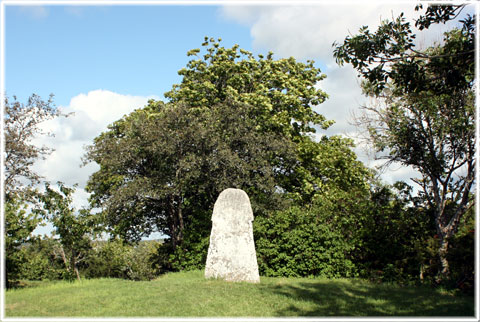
xmin=85 ymin=37 xmax=372 ymax=275
xmin=165 ymin=37 xmax=332 ymax=137
xmin=85 ymin=100 xmax=294 ymax=243
xmin=333 ymin=4 xmax=475 ymax=280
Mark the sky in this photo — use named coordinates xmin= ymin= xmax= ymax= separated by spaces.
xmin=2 ymin=0 xmax=477 ymax=237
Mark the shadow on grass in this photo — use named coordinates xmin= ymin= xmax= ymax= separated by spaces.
xmin=6 ymin=280 xmax=38 ymax=290
xmin=6 ymin=279 xmax=66 ymax=290
xmin=266 ymin=279 xmax=474 ymax=317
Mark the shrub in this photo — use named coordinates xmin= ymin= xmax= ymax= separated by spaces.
xmin=447 ymin=214 xmax=475 ymax=293
xmin=84 ymin=239 xmax=131 ymax=279
xmin=85 ymin=239 xmax=161 ymax=281
xmin=17 ymin=238 xmax=65 ymax=281
xmin=125 ymin=240 xmax=161 ymax=281
xmin=254 ymin=206 xmax=358 ymax=278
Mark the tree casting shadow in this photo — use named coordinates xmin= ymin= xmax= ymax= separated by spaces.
xmin=265 ymin=279 xmax=474 ymax=317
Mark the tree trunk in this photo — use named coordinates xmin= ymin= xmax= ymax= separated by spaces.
xmin=71 ymin=251 xmax=81 ymax=282
xmin=169 ymin=195 xmax=178 ymax=250
xmin=5 ymin=268 xmax=10 ymax=289
xmin=177 ymin=195 xmax=184 ymax=244
xmin=436 ymin=236 xmax=450 ymax=283
xmin=73 ymin=265 xmax=81 ymax=282
xmin=59 ymin=246 xmax=69 ymax=272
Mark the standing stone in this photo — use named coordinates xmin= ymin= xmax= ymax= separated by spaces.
xmin=205 ymin=188 xmax=260 ymax=283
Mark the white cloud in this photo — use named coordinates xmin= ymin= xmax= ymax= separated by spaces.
xmin=64 ymin=6 xmax=85 ymax=17
xmin=68 ymin=89 xmax=156 ymax=134
xmin=221 ymin=4 xmax=421 ymax=64
xmin=18 ymin=5 xmax=49 ymax=20
xmin=32 ymin=90 xmax=159 ymax=211
xmin=221 ymin=3 xmax=462 ymax=63
xmin=315 ymin=65 xmax=365 ymax=136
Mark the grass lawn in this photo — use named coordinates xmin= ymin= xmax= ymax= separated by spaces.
xmin=5 ymin=270 xmax=475 ymax=317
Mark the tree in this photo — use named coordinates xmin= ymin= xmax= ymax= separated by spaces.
xmin=4 ymin=94 xmax=65 ymax=198
xmin=36 ymin=183 xmax=98 ymax=281
xmin=85 ymin=38 xmax=333 ymax=247
xmin=333 ymin=4 xmax=475 ymax=281
xmin=3 ymin=94 xmax=65 ymax=287
xmin=84 ymin=239 xmax=161 ymax=281
xmin=254 ymin=205 xmax=358 ymax=278
xmin=4 ymin=196 xmax=43 ymax=287
xmin=354 ymin=181 xmax=437 ymax=282
xmin=85 ymin=39 xmax=374 ymax=272
xmin=165 ymin=37 xmax=332 ymax=139
xmin=85 ymin=100 xmax=294 ymax=249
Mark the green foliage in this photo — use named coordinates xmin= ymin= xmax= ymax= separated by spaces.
xmin=85 ymin=99 xmax=293 ymax=247
xmin=354 ymin=182 xmax=436 ymax=283
xmin=125 ymin=241 xmax=161 ymax=281
xmin=415 ymin=4 xmax=473 ymax=31
xmin=165 ymin=37 xmax=331 ymax=137
xmin=255 ymin=205 xmax=358 ymax=278
xmin=17 ymin=238 xmax=65 ymax=281
xmin=333 ymin=5 xmax=474 ymax=95
xmin=333 ymin=4 xmax=475 ymax=282
xmin=36 ymin=183 xmax=99 ymax=281
xmin=168 ymin=236 xmax=210 ymax=272
xmin=5 ymin=195 xmax=43 ymax=287
xmin=85 ymin=239 xmax=161 ymax=281
xmin=84 ymin=239 xmax=131 ymax=279
xmin=17 ymin=249 xmax=50 ymax=281
xmin=446 ymin=212 xmax=475 ymax=293
xmin=288 ymin=135 xmax=371 ymax=204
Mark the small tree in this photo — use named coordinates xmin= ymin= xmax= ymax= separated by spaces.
xmin=3 ymin=94 xmax=65 ymax=287
xmin=333 ymin=4 xmax=475 ymax=281
xmin=4 ymin=94 xmax=65 ymax=198
xmin=37 ymin=183 xmax=97 ymax=281
xmin=4 ymin=196 xmax=43 ymax=287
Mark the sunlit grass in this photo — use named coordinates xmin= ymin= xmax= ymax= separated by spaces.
xmin=5 ymin=270 xmax=474 ymax=317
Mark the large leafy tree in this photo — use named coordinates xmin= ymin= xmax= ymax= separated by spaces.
xmin=85 ymin=100 xmax=294 ymax=248
xmin=85 ymin=39 xmax=371 ymax=270
xmin=333 ymin=4 xmax=475 ymax=281
xmin=165 ymin=37 xmax=332 ymax=138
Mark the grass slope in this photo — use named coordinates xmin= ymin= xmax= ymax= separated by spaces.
xmin=5 ymin=270 xmax=474 ymax=317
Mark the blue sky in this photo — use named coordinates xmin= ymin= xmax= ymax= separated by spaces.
xmin=6 ymin=5 xmax=255 ymax=106
xmin=3 ymin=1 xmax=476 ymax=237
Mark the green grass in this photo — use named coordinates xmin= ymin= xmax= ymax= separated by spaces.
xmin=5 ymin=270 xmax=474 ymax=317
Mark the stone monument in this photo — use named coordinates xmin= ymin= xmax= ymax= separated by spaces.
xmin=205 ymin=188 xmax=260 ymax=283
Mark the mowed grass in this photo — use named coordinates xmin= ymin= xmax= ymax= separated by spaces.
xmin=5 ymin=270 xmax=474 ymax=317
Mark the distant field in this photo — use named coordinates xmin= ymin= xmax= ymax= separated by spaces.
xmin=5 ymin=270 xmax=475 ymax=317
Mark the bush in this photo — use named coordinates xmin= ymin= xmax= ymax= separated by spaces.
xmin=354 ymin=183 xmax=437 ymax=284
xmin=254 ymin=206 xmax=358 ymax=278
xmin=447 ymin=214 xmax=475 ymax=293
xmin=169 ymin=236 xmax=210 ymax=272
xmin=85 ymin=239 xmax=161 ymax=281
xmin=84 ymin=239 xmax=131 ymax=279
xmin=125 ymin=241 xmax=161 ymax=281
xmin=17 ymin=238 xmax=65 ymax=281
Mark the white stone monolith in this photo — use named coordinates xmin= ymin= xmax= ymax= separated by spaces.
xmin=205 ymin=188 xmax=260 ymax=283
